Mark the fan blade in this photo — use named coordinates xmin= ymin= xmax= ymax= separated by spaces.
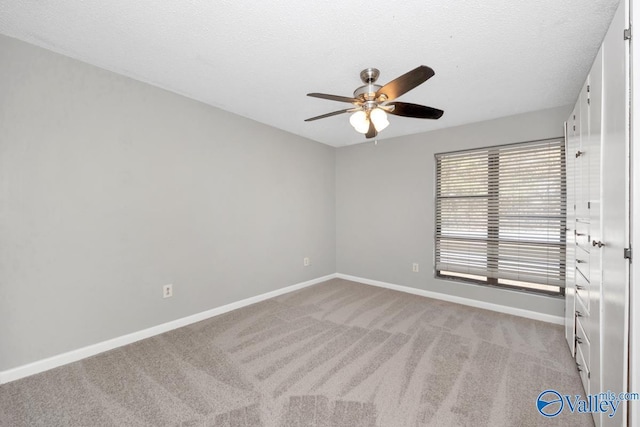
xmin=304 ymin=109 xmax=353 ymax=122
xmin=365 ymin=119 xmax=377 ymax=139
xmin=307 ymin=93 xmax=361 ymax=104
xmin=376 ymin=66 xmax=435 ymax=101
xmin=386 ymin=102 xmax=444 ymax=119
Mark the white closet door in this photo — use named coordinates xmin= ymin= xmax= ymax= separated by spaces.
xmin=565 ymin=110 xmax=578 ymax=356
xmin=599 ymin=0 xmax=630 ymax=426
xmin=586 ymin=46 xmax=603 ymax=420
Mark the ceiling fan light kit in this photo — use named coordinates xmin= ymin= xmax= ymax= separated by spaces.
xmin=305 ymin=66 xmax=444 ymax=139
xmin=348 ymin=108 xmax=389 ymax=134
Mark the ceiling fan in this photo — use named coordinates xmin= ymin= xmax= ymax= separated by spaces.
xmin=305 ymin=66 xmax=444 ymax=139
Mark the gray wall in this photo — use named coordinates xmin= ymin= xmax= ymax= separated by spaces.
xmin=336 ymin=106 xmax=571 ymax=317
xmin=0 ymin=35 xmax=336 ymax=370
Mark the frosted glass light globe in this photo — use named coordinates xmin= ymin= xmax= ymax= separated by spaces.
xmin=370 ymin=108 xmax=389 ymax=131
xmin=349 ymin=111 xmax=370 ymax=134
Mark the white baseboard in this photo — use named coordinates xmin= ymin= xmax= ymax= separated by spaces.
xmin=336 ymin=273 xmax=564 ymax=326
xmin=0 ymin=274 xmax=337 ymax=385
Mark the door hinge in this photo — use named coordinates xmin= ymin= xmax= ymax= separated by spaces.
xmin=624 ymin=247 xmax=632 ymax=262
xmin=587 ymin=201 xmax=591 ymax=209
xmin=624 ymin=28 xmax=631 ymax=40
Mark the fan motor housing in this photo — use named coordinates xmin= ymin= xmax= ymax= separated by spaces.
xmin=354 ymin=83 xmax=382 ymax=101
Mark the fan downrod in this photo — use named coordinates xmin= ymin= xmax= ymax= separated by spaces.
xmin=355 ymin=68 xmax=382 ymax=100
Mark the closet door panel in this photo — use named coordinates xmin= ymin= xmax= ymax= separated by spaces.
xmin=585 ymin=46 xmax=603 ymax=407
xmin=599 ymin=1 xmax=630 ymax=425
xmin=564 ymin=111 xmax=578 ymax=355
xmin=576 ymin=83 xmax=589 ymax=221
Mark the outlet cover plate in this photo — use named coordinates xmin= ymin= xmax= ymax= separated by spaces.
xmin=163 ymin=284 xmax=173 ymax=298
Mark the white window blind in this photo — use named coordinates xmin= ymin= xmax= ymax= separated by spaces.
xmin=435 ymin=138 xmax=566 ymax=293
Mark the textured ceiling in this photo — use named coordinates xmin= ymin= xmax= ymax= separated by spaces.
xmin=0 ymin=0 xmax=621 ymax=147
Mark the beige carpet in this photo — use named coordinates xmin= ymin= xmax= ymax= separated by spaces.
xmin=0 ymin=279 xmax=593 ymax=426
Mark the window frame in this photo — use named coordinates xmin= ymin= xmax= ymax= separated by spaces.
xmin=434 ymin=138 xmax=567 ymax=297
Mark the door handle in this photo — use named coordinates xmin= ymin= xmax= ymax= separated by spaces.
xmin=592 ymin=240 xmax=605 ymax=248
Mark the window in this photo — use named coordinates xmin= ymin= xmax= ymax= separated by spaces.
xmin=435 ymin=138 xmax=566 ymax=296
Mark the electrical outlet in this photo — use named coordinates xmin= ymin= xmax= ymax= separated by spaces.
xmin=412 ymin=263 xmax=419 ymax=273
xmin=163 ymin=284 xmax=173 ymax=298
xmin=303 ymin=257 xmax=310 ymax=267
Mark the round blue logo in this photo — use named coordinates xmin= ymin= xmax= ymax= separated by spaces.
xmin=537 ymin=390 xmax=564 ymax=417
